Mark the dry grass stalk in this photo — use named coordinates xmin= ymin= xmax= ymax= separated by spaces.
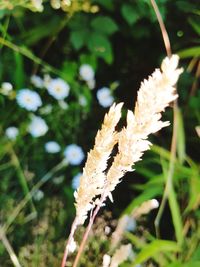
xmin=75 ymin=103 xmax=123 ymax=225
xmin=105 ymin=55 xmax=183 ymax=196
xmin=109 ymin=244 xmax=132 ymax=267
xmin=62 ymin=55 xmax=183 ymax=267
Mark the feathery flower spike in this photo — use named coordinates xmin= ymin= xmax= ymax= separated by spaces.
xmin=74 ymin=103 xmax=123 ymax=225
xmin=105 ymin=55 xmax=183 ymax=196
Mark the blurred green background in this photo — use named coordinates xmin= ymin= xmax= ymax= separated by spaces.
xmin=0 ymin=0 xmax=199 ymax=266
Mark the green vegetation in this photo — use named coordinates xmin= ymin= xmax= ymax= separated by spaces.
xmin=0 ymin=1 xmax=199 ymax=266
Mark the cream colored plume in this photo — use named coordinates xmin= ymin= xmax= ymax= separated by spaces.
xmin=74 ymin=103 xmax=123 ymax=225
xmin=110 ymin=244 xmax=132 ymax=267
xmin=105 ymin=55 xmax=183 ymax=195
xmin=74 ymin=55 xmax=182 ymax=225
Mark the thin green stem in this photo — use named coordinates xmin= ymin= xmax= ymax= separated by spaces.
xmin=0 ymin=37 xmax=65 ymax=77
xmin=0 ymin=228 xmax=22 ymax=267
xmin=9 ymin=146 xmax=36 ymax=214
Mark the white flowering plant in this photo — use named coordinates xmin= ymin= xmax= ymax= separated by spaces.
xmin=0 ymin=1 xmax=200 ymax=267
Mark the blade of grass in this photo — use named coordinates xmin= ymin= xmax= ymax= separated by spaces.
xmin=9 ymin=145 xmax=36 ymax=214
xmin=0 ymin=37 xmax=65 ymax=78
xmin=132 ymin=239 xmax=180 ymax=265
xmin=0 ymin=228 xmax=22 ymax=267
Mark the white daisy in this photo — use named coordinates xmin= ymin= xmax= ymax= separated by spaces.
xmin=72 ymin=172 xmax=83 ymax=190
xmin=28 ymin=116 xmax=48 ymax=137
xmin=47 ymin=78 xmax=70 ymax=100
xmin=45 ymin=141 xmax=61 ymax=153
xmin=30 ymin=75 xmax=43 ymax=88
xmin=79 ymin=64 xmax=94 ymax=82
xmin=96 ymin=87 xmax=114 ymax=107
xmin=64 ymin=144 xmax=84 ymax=165
xmin=5 ymin=127 xmax=19 ymax=140
xmin=16 ymin=89 xmax=42 ymax=111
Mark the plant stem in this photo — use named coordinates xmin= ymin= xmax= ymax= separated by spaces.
xmin=0 ymin=228 xmax=22 ymax=267
xmin=72 ymin=194 xmax=107 ymax=267
xmin=61 ymin=217 xmax=78 ymax=267
xmin=150 ymin=0 xmax=171 ymax=58
xmin=154 ymin=102 xmax=178 ymax=237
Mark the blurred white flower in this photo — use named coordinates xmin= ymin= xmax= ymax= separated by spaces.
xmin=47 ymin=78 xmax=70 ymax=100
xmin=33 ymin=189 xmax=44 ymax=201
xmin=31 ymin=0 xmax=44 ymax=12
xmin=28 ymin=116 xmax=48 ymax=137
xmin=43 ymin=74 xmax=52 ymax=88
xmin=126 ymin=217 xmax=136 ymax=232
xmin=58 ymin=100 xmax=68 ymax=110
xmin=87 ymin=79 xmax=96 ymax=90
xmin=79 ymin=96 xmax=87 ymax=107
xmin=97 ymin=87 xmax=114 ymax=108
xmin=53 ymin=176 xmax=64 ymax=185
xmin=64 ymin=144 xmax=84 ymax=165
xmin=50 ymin=0 xmax=61 ymax=9
xmin=1 ymin=82 xmax=13 ymax=95
xmin=79 ymin=64 xmax=94 ymax=82
xmin=72 ymin=172 xmax=82 ymax=190
xmin=45 ymin=141 xmax=61 ymax=153
xmin=30 ymin=75 xmax=43 ymax=88
xmin=102 ymin=254 xmax=111 ymax=267
xmin=39 ymin=104 xmax=53 ymax=115
xmin=5 ymin=127 xmax=19 ymax=140
xmin=16 ymin=89 xmax=42 ymax=111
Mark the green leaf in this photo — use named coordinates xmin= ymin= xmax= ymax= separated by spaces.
xmin=91 ymin=16 xmax=118 ymax=35
xmin=176 ymin=108 xmax=186 ymax=164
xmin=121 ymin=4 xmax=139 ymax=25
xmin=178 ymin=46 xmax=200 ymax=58
xmin=70 ymin=30 xmax=89 ymax=50
xmin=185 ymin=175 xmax=200 ymax=213
xmin=87 ymin=32 xmax=113 ymax=64
xmin=93 ymin=0 xmax=114 ymax=11
xmin=132 ymin=240 xmax=180 ymax=265
xmin=168 ymin=184 xmax=184 ymax=246
xmin=189 ymin=18 xmax=200 ymax=36
xmin=21 ymin=18 xmax=60 ymax=46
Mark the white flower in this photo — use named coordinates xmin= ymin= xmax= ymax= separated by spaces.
xmin=16 ymin=89 xmax=42 ymax=111
xmin=5 ymin=127 xmax=19 ymax=140
xmin=45 ymin=141 xmax=61 ymax=153
xmin=72 ymin=173 xmax=82 ymax=190
xmin=43 ymin=74 xmax=52 ymax=88
xmin=47 ymin=78 xmax=70 ymax=100
xmin=103 ymin=254 xmax=111 ymax=267
xmin=39 ymin=104 xmax=53 ymax=115
xmin=30 ymin=75 xmax=43 ymax=88
xmin=87 ymin=79 xmax=96 ymax=90
xmin=79 ymin=96 xmax=87 ymax=106
xmin=58 ymin=100 xmax=68 ymax=110
xmin=28 ymin=116 xmax=48 ymax=137
xmin=97 ymin=87 xmax=114 ymax=108
xmin=53 ymin=176 xmax=64 ymax=185
xmin=1 ymin=82 xmax=13 ymax=95
xmin=31 ymin=0 xmax=44 ymax=12
xmin=126 ymin=217 xmax=136 ymax=232
xmin=33 ymin=189 xmax=44 ymax=201
xmin=79 ymin=64 xmax=94 ymax=82
xmin=64 ymin=144 xmax=84 ymax=165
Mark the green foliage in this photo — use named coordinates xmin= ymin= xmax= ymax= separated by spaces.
xmin=0 ymin=0 xmax=200 ymax=266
